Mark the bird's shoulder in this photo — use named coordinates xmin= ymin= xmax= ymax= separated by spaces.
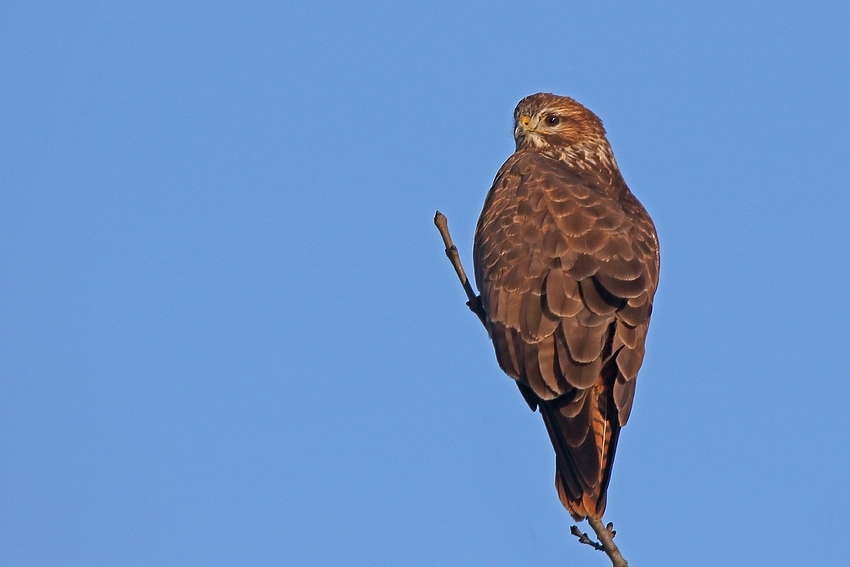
xmin=475 ymin=149 xmax=653 ymax=290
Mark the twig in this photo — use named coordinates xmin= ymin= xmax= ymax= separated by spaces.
xmin=570 ymin=525 xmax=605 ymax=551
xmin=432 ymin=210 xmax=630 ymax=567
xmin=587 ymin=518 xmax=629 ymax=567
xmin=433 ymin=211 xmax=486 ymax=325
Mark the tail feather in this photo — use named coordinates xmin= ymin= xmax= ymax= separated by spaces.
xmin=540 ymin=374 xmax=621 ymax=520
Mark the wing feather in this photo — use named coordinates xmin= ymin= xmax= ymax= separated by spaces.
xmin=564 ymin=253 xmax=599 ymax=280
xmin=544 ymin=270 xmax=583 ymax=318
xmin=578 ymin=278 xmax=622 ymax=316
xmin=613 ymin=373 xmax=637 ymax=425
xmin=537 ymin=334 xmax=568 ymax=394
xmin=554 ymin=327 xmax=603 ymax=389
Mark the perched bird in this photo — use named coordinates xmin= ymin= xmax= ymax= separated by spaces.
xmin=473 ymin=93 xmax=660 ymax=520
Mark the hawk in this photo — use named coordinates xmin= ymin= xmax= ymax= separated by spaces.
xmin=473 ymin=93 xmax=660 ymax=521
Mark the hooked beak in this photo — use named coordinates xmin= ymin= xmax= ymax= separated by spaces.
xmin=515 ymin=114 xmax=539 ymax=144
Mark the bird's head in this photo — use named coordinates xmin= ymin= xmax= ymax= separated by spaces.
xmin=513 ymin=93 xmax=608 ymax=153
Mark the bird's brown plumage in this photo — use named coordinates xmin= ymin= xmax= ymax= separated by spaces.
xmin=473 ymin=93 xmax=659 ymax=520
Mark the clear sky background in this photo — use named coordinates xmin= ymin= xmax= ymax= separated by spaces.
xmin=2 ymin=2 xmax=849 ymax=566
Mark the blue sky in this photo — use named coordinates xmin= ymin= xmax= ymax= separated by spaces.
xmin=2 ymin=2 xmax=849 ymax=566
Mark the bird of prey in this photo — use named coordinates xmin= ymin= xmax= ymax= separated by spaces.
xmin=473 ymin=93 xmax=659 ymax=521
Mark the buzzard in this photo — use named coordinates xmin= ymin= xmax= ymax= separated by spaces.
xmin=473 ymin=93 xmax=660 ymax=521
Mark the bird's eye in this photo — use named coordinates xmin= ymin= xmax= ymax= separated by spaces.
xmin=545 ymin=115 xmax=561 ymax=126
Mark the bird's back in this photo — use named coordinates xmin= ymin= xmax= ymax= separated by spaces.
xmin=474 ymin=146 xmax=659 ymax=520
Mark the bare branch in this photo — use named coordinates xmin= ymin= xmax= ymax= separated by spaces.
xmin=587 ymin=518 xmax=629 ymax=567
xmin=433 ymin=211 xmax=486 ymax=325
xmin=570 ymin=525 xmax=605 ymax=551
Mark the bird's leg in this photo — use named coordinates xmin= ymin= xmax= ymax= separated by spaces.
xmin=433 ymin=211 xmax=487 ymax=326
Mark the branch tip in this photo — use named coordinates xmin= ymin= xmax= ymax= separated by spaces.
xmin=432 ymin=210 xmax=486 ymax=326
xmin=570 ymin=525 xmax=605 ymax=551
